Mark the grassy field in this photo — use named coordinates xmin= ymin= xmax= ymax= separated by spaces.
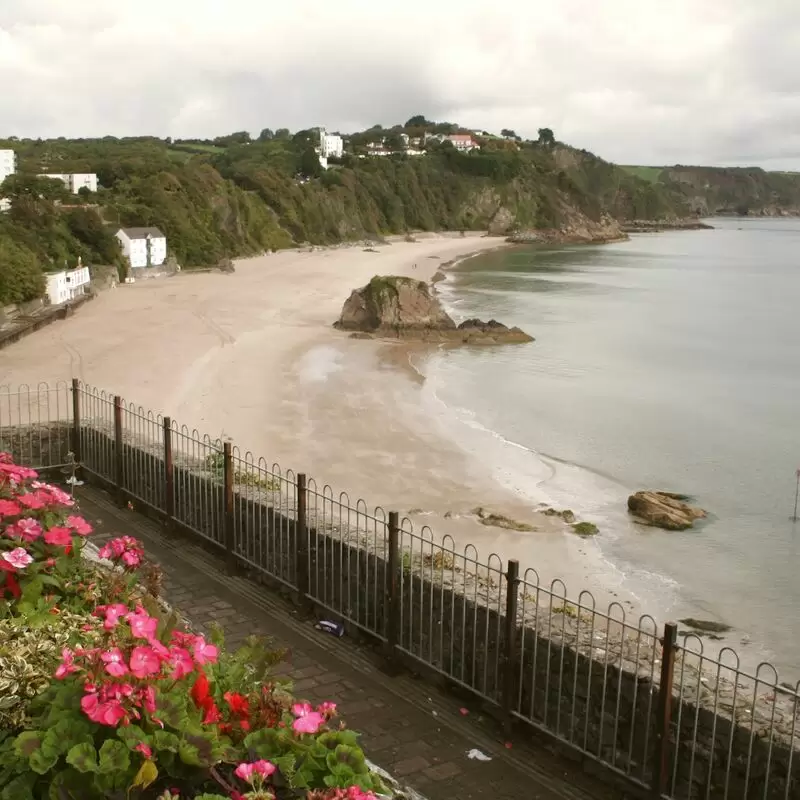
xmin=620 ymin=165 xmax=665 ymax=183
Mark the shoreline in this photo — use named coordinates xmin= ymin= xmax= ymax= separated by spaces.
xmin=1 ymin=227 xmax=774 ymax=673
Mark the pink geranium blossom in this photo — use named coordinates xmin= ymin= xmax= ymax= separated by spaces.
xmin=6 ymin=517 xmax=43 ymax=542
xmin=191 ymin=636 xmax=218 ymax=665
xmin=95 ymin=603 xmax=130 ymax=630
xmin=1 ymin=547 xmax=33 ymax=569
xmin=81 ymin=693 xmax=127 ymax=727
xmin=43 ymin=526 xmax=73 ymax=546
xmin=0 ymin=499 xmax=21 ymax=517
xmin=168 ymin=646 xmax=194 ymax=679
xmin=129 ymin=645 xmax=162 ymax=678
xmin=134 ymin=742 xmax=153 ymax=759
xmin=234 ymin=760 xmax=276 ymax=784
xmin=291 ymin=703 xmax=325 ymax=735
xmin=318 ymin=701 xmax=337 ymax=719
xmin=16 ymin=491 xmax=47 ymax=510
xmin=126 ymin=607 xmax=158 ymax=639
xmin=54 ymin=648 xmax=76 ymax=679
xmin=100 ymin=647 xmax=129 ymax=677
xmin=65 ymin=515 xmax=92 ymax=536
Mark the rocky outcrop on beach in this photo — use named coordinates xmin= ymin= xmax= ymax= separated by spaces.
xmin=627 ymin=491 xmax=707 ymax=531
xmin=506 ymin=213 xmax=628 ymax=245
xmin=334 ymin=276 xmax=534 ymax=345
xmin=620 ymin=219 xmax=714 ymax=233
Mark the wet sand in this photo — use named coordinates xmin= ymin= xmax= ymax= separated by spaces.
xmin=0 ymin=234 xmax=634 ymax=611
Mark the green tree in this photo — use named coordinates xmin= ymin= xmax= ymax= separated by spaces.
xmin=537 ymin=128 xmax=556 ymax=147
xmin=258 ymin=128 xmax=274 ymax=141
xmin=405 ymin=115 xmax=431 ymax=128
xmin=501 ymin=129 xmax=518 ymax=139
xmin=0 ymin=235 xmax=46 ymax=304
xmin=299 ymin=148 xmax=322 ymax=178
xmin=274 ymin=128 xmax=291 ymax=140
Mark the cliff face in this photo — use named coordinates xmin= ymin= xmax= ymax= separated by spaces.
xmin=334 ymin=276 xmax=534 ymax=344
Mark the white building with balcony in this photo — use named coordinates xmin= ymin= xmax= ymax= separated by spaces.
xmin=45 ymin=265 xmax=91 ymax=306
xmin=115 ymin=227 xmax=167 ymax=269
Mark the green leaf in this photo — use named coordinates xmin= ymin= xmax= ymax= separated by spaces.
xmin=243 ymin=727 xmax=284 ymax=759
xmin=131 ymin=759 xmax=158 ymax=791
xmin=116 ymin=724 xmax=149 ymax=750
xmin=177 ymin=740 xmax=202 ymax=767
xmin=29 ymin=747 xmax=59 ymax=775
xmin=66 ymin=742 xmax=98 ymax=773
xmin=97 ymin=740 xmax=130 ymax=774
xmin=153 ymin=730 xmax=180 ymax=753
xmin=157 ymin=691 xmax=189 ymax=730
xmin=13 ymin=731 xmax=43 ymax=759
xmin=0 ymin=774 xmax=36 ymax=800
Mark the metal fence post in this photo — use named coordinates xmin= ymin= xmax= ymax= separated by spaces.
xmin=652 ymin=622 xmax=678 ymax=797
xmin=113 ymin=396 xmax=124 ymax=501
xmin=295 ymin=473 xmax=309 ymax=600
xmin=385 ymin=511 xmax=401 ymax=662
xmin=70 ymin=378 xmax=81 ymax=466
xmin=502 ymin=559 xmax=520 ymax=736
xmin=223 ymin=442 xmax=235 ymax=569
xmin=163 ymin=416 xmax=174 ymax=522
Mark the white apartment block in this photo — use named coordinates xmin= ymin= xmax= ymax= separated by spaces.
xmin=115 ymin=227 xmax=167 ymax=269
xmin=0 ymin=149 xmax=16 ymax=185
xmin=45 ymin=265 xmax=91 ymax=306
xmin=319 ymin=129 xmax=344 ymax=159
xmin=39 ymin=172 xmax=99 ymax=194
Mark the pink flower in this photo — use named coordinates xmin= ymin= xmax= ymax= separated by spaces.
xmin=54 ymin=648 xmax=76 ymax=679
xmin=129 ymin=646 xmax=162 ymax=678
xmin=234 ymin=760 xmax=276 ymax=784
xmin=65 ymin=515 xmax=92 ymax=536
xmin=291 ymin=703 xmax=325 ymax=735
xmin=126 ymin=607 xmax=158 ymax=639
xmin=134 ymin=742 xmax=153 ymax=759
xmin=43 ymin=526 xmax=73 ymax=546
xmin=42 ymin=484 xmax=74 ymax=507
xmin=8 ymin=518 xmax=43 ymax=542
xmin=96 ymin=603 xmax=130 ymax=630
xmin=121 ymin=550 xmax=141 ymax=567
xmin=1 ymin=547 xmax=33 ymax=569
xmin=191 ymin=637 xmax=218 ymax=665
xmin=81 ymin=694 xmax=126 ymax=727
xmin=138 ymin=685 xmax=157 ymax=714
xmin=101 ymin=647 xmax=129 ymax=677
xmin=168 ymin=646 xmax=194 ymax=680
xmin=318 ymin=701 xmax=337 ymax=719
xmin=16 ymin=492 xmax=46 ymax=510
xmin=0 ymin=499 xmax=21 ymax=517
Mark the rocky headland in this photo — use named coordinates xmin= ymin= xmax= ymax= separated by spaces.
xmin=333 ymin=276 xmax=534 ymax=345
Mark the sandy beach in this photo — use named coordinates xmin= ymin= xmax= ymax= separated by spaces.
xmin=0 ymin=233 xmax=635 ymax=611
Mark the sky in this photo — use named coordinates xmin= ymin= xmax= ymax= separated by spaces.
xmin=1 ymin=0 xmax=799 ymax=169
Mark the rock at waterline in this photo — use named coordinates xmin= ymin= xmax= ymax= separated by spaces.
xmin=679 ymin=618 xmax=731 ymax=634
xmin=627 ymin=491 xmax=707 ymax=531
xmin=334 ymin=275 xmax=534 ymax=345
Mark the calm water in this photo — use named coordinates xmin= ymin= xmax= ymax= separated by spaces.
xmin=425 ymin=218 xmax=800 ymax=676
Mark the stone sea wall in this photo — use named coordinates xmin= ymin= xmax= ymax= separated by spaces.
xmin=2 ymin=421 xmax=798 ymax=799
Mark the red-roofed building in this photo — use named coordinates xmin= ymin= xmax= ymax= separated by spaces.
xmin=445 ymin=134 xmax=479 ymax=152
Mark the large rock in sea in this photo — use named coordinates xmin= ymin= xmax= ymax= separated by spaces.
xmin=334 ymin=276 xmax=533 ymax=345
xmin=627 ymin=491 xmax=707 ymax=531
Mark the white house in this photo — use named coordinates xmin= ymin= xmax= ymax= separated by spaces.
xmin=44 ymin=265 xmax=91 ymax=306
xmin=39 ymin=172 xmax=99 ymax=194
xmin=115 ymin=227 xmax=167 ymax=269
xmin=318 ymin=129 xmax=344 ymax=159
xmin=0 ymin=150 xmax=16 ymax=192
xmin=445 ymin=134 xmax=479 ymax=152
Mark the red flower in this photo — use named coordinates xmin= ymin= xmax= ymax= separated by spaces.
xmin=224 ymin=691 xmax=250 ymax=718
xmin=191 ymin=673 xmax=221 ymax=725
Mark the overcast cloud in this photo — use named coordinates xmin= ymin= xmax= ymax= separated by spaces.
xmin=1 ymin=0 xmax=799 ymax=168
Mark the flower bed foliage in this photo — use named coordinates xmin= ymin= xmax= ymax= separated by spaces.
xmin=0 ymin=453 xmax=386 ymax=800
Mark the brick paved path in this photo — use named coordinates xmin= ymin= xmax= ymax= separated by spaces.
xmin=78 ymin=487 xmax=617 ymax=800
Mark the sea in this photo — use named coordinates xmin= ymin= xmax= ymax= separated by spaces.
xmin=423 ymin=217 xmax=800 ymax=679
